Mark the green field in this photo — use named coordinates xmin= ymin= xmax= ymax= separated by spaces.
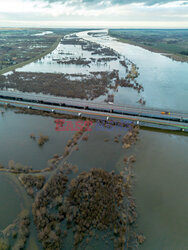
xmin=109 ymin=29 xmax=188 ymax=62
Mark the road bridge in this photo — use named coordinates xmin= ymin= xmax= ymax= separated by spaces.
xmin=0 ymin=91 xmax=188 ymax=132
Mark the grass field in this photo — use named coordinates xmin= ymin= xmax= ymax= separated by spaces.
xmin=109 ymin=29 xmax=188 ymax=62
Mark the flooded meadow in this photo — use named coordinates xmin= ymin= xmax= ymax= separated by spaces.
xmin=0 ymin=29 xmax=188 ymax=249
xmin=1 ymin=29 xmax=188 ymax=111
xmin=0 ymin=106 xmax=140 ymax=249
xmin=0 ymin=30 xmax=144 ymax=104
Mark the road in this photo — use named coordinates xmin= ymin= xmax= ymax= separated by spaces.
xmin=0 ymin=91 xmax=188 ymax=132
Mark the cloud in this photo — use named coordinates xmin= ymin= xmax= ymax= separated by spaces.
xmin=32 ymin=0 xmax=188 ymax=7
xmin=112 ymin=0 xmax=187 ymax=6
xmin=0 ymin=0 xmax=187 ymax=28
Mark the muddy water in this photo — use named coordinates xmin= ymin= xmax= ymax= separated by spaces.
xmin=133 ymin=130 xmax=188 ymax=249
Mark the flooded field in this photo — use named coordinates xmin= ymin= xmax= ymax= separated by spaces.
xmin=0 ymin=28 xmax=188 ymax=249
xmin=1 ymin=106 xmax=188 ymax=249
xmin=78 ymin=30 xmax=188 ymax=112
xmin=0 ymin=30 xmax=145 ymax=104
xmin=0 ymin=108 xmax=77 ymax=170
xmin=0 ymin=107 xmax=140 ymax=249
xmin=17 ymin=34 xmax=126 ymax=76
xmin=1 ymin=29 xmax=188 ymax=111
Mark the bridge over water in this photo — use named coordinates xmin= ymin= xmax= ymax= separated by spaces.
xmin=0 ymin=91 xmax=188 ymax=132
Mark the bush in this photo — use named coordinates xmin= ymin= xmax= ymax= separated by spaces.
xmin=0 ymin=238 xmax=9 ymax=250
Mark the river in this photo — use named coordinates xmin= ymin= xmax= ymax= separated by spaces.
xmin=78 ymin=30 xmax=188 ymax=249
xmin=77 ymin=29 xmax=188 ymax=112
xmin=0 ymin=29 xmax=188 ymax=249
xmin=14 ymin=29 xmax=188 ymax=112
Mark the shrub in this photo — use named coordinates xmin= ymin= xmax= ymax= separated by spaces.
xmin=0 ymin=238 xmax=9 ymax=250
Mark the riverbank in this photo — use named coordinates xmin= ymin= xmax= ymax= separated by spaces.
xmin=0 ymin=37 xmax=61 ymax=75
xmin=109 ymin=35 xmax=188 ymax=63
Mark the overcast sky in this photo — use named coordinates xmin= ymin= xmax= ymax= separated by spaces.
xmin=0 ymin=0 xmax=188 ymax=28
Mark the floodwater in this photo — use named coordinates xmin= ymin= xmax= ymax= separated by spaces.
xmin=1 ymin=108 xmax=188 ymax=249
xmin=68 ymin=123 xmax=127 ymax=174
xmin=1 ymin=29 xmax=188 ymax=249
xmin=0 ymin=107 xmax=77 ymax=233
xmin=78 ymin=30 xmax=188 ymax=112
xmin=0 ymin=108 xmax=128 ymax=249
xmin=0 ymin=108 xmax=77 ymax=170
xmin=0 ymin=174 xmax=21 ymax=230
xmin=16 ymin=36 xmax=126 ymax=77
xmin=68 ymin=123 xmax=188 ymax=249
xmin=33 ymin=31 xmax=54 ymax=36
xmin=133 ymin=130 xmax=188 ymax=249
xmin=15 ymin=29 xmax=188 ymax=112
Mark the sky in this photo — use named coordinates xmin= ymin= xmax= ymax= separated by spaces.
xmin=0 ymin=0 xmax=188 ymax=28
